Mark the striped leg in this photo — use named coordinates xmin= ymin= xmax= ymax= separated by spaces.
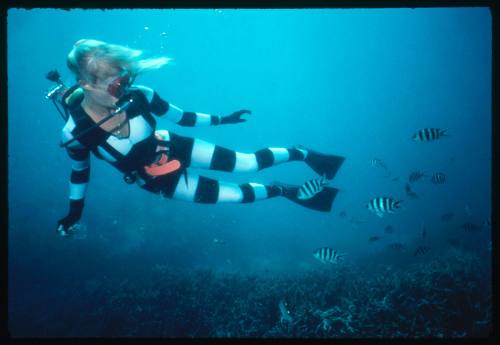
xmin=164 ymin=131 xmax=307 ymax=172
xmin=155 ymin=169 xmax=282 ymax=204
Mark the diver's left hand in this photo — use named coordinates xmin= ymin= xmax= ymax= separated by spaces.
xmin=221 ymin=109 xmax=251 ymax=124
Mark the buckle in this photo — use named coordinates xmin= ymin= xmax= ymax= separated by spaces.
xmin=124 ymin=171 xmax=137 ymax=184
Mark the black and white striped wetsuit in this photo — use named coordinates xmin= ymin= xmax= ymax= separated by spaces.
xmin=61 ymin=85 xmax=309 ymax=212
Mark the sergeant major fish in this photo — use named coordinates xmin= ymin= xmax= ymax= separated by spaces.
xmin=297 ymin=175 xmax=329 ymax=200
xmin=431 ymin=172 xmax=446 ymax=184
xmin=414 ymin=245 xmax=431 ymax=256
xmin=368 ymin=236 xmax=383 ymax=242
xmin=387 ymin=242 xmax=405 ymax=251
xmin=412 ymin=128 xmax=449 ymax=142
xmin=408 ymin=170 xmax=426 ymax=183
xmin=371 ymin=158 xmax=388 ymax=170
xmin=366 ymin=197 xmax=403 ymax=217
xmin=462 ymin=223 xmax=481 ymax=233
xmin=313 ymin=247 xmax=345 ymax=264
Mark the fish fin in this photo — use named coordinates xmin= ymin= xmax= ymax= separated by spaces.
xmin=440 ymin=128 xmax=449 ymax=136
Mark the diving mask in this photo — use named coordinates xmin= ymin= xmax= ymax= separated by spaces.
xmin=106 ymin=71 xmax=135 ymax=98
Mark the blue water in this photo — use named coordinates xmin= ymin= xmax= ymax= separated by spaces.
xmin=7 ymin=8 xmax=492 ymax=337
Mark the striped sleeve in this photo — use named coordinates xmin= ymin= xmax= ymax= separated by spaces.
xmin=134 ymin=84 xmax=222 ymax=126
xmin=61 ymin=125 xmax=90 ymax=201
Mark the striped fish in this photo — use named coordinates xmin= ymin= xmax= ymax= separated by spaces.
xmin=313 ymin=247 xmax=345 ymax=264
xmin=414 ymin=245 xmax=430 ymax=256
xmin=462 ymin=223 xmax=481 ymax=233
xmin=371 ymin=158 xmax=388 ymax=170
xmin=366 ymin=197 xmax=403 ymax=217
xmin=368 ymin=236 xmax=383 ymax=242
xmin=213 ymin=238 xmax=226 ymax=245
xmin=387 ymin=242 xmax=405 ymax=251
xmin=431 ymin=172 xmax=446 ymax=184
xmin=408 ymin=171 xmax=426 ymax=183
xmin=297 ymin=175 xmax=329 ymax=200
xmin=412 ymin=128 xmax=448 ymax=142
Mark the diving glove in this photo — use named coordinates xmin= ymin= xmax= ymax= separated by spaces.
xmin=57 ymin=199 xmax=84 ymax=237
xmin=221 ymin=109 xmax=251 ymax=124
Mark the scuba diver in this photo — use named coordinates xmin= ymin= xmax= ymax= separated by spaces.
xmin=50 ymin=39 xmax=345 ymax=236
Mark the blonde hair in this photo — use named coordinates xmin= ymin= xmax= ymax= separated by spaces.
xmin=67 ymin=39 xmax=170 ymax=83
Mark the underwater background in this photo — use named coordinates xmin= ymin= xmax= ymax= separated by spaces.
xmin=7 ymin=8 xmax=492 ymax=337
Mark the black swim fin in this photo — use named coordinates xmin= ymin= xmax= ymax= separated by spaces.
xmin=273 ymin=182 xmax=339 ymax=212
xmin=296 ymin=145 xmax=345 ymax=180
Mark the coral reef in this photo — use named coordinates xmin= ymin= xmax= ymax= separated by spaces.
xmin=10 ymin=248 xmax=491 ymax=338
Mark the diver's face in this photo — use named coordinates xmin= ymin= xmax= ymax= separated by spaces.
xmin=82 ymin=67 xmax=132 ymax=108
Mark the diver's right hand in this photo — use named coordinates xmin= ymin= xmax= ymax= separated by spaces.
xmin=56 ymin=215 xmax=81 ymax=237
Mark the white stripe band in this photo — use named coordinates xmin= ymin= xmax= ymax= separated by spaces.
xmin=155 ymin=129 xmax=170 ymax=141
xmin=96 ymin=146 xmax=117 ymax=162
xmin=190 ymin=139 xmax=216 ymax=169
xmin=128 ymin=116 xmax=153 ymax=143
xmin=217 ymin=181 xmax=244 ymax=203
xmin=71 ymin=158 xmax=89 ymax=171
xmin=167 ymin=104 xmax=185 ymax=123
xmin=61 ymin=117 xmax=85 ymax=149
xmin=195 ymin=112 xmax=212 ymax=126
xmin=172 ymin=171 xmax=199 ymax=202
xmin=249 ymin=182 xmax=268 ymax=200
xmin=69 ymin=183 xmax=88 ymax=199
xmin=234 ymin=152 xmax=259 ymax=172
xmin=269 ymin=148 xmax=290 ymax=163
xmin=133 ymin=84 xmax=154 ymax=103
xmin=106 ymin=136 xmax=133 ymax=156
